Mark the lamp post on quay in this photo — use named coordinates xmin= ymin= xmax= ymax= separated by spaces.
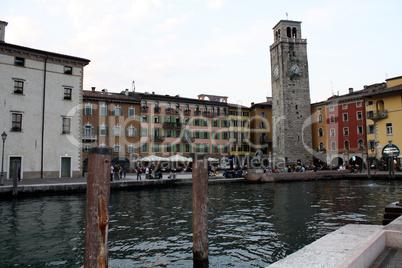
xmin=1 ymin=131 xmax=7 ymax=186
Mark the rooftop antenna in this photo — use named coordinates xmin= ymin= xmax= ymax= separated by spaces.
xmin=286 ymin=12 xmax=289 ymax=20
xmin=132 ymin=80 xmax=135 ymax=92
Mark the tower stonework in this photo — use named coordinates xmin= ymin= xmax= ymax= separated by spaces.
xmin=270 ymin=20 xmax=313 ymax=167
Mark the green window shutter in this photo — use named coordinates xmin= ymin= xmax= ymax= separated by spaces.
xmin=146 ymin=115 xmax=149 ymax=123
xmin=158 ymin=115 xmax=161 ymax=123
xmin=147 ymin=129 xmax=149 ymax=137
xmin=217 ymin=120 xmax=220 ymax=127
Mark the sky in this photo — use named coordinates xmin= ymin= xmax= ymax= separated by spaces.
xmin=2 ymin=0 xmax=402 ymax=106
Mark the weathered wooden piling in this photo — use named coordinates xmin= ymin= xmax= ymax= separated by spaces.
xmin=192 ymin=155 xmax=209 ymax=266
xmin=84 ymin=148 xmax=111 ymax=268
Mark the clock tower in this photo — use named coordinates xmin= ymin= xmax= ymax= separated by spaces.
xmin=270 ymin=20 xmax=313 ymax=167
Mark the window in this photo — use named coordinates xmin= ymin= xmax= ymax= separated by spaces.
xmin=203 ymin=144 xmax=209 ymax=153
xmin=195 ymin=131 xmax=200 ymax=139
xmin=357 ymin=126 xmax=363 ymax=135
xmin=386 ymin=123 xmax=393 ymax=135
xmin=127 ymin=144 xmax=136 ymax=153
xmin=194 ymin=119 xmax=200 ymax=126
xmin=318 ymin=114 xmax=323 ymax=123
xmin=154 ymin=115 xmax=161 ymax=123
xmin=140 ymin=128 xmax=148 ymax=137
xmin=223 ymin=132 xmax=229 ymax=139
xmin=153 ymin=143 xmax=161 ymax=152
xmin=11 ymin=113 xmax=22 ymax=132
xmin=83 ymin=125 xmax=93 ymax=137
xmin=175 ymin=144 xmax=181 ymax=152
xmin=15 ymin=57 xmax=25 ymax=66
xmin=184 ymin=144 xmax=191 ymax=153
xmin=319 ymin=142 xmax=324 ymax=151
xmin=330 ymin=115 xmax=335 ymax=123
xmin=367 ymin=125 xmax=375 ymax=134
xmin=344 ymin=140 xmax=350 ymax=150
xmin=213 ymin=145 xmax=219 ymax=153
xmin=356 ymin=101 xmax=362 ymax=107
xmin=113 ymin=106 xmax=123 ymax=116
xmin=141 ymin=143 xmax=148 ymax=152
xmin=343 ymin=127 xmax=349 ymax=136
xmin=100 ymin=105 xmax=107 ymax=116
xmin=330 ymin=128 xmax=335 ymax=137
xmin=166 ymin=129 xmax=172 ymax=137
xmin=367 ymin=110 xmax=374 ymax=119
xmin=342 ymin=113 xmax=348 ymax=122
xmin=113 ymin=125 xmax=123 ymax=137
xmin=366 ymin=100 xmax=373 ymax=106
xmin=318 ymin=128 xmax=323 ymax=137
xmin=129 ymin=108 xmax=135 ymax=117
xmin=62 ymin=117 xmax=71 ymax=134
xmin=358 ymin=139 xmax=364 ymax=150
xmin=195 ymin=144 xmax=201 ymax=153
xmin=64 ymin=66 xmax=72 ymax=74
xmin=113 ymin=144 xmax=122 ymax=153
xmin=331 ymin=141 xmax=336 ymax=151
xmin=342 ymin=104 xmax=348 ymax=110
xmin=85 ymin=104 xmax=92 ymax=115
xmin=127 ymin=126 xmax=137 ymax=137
xmin=212 ymin=120 xmax=219 ymax=127
xmin=99 ymin=125 xmax=108 ymax=136
xmin=141 ymin=115 xmax=148 ymax=123
xmin=166 ymin=143 xmax=172 ymax=152
xmin=329 ymin=106 xmax=334 ymax=112
xmin=13 ymin=80 xmax=24 ymax=94
xmin=64 ymin=87 xmax=72 ymax=100
xmin=222 ymin=145 xmax=229 ymax=153
xmin=83 ymin=145 xmax=92 ymax=152
xmin=222 ymin=120 xmax=229 ymax=127
xmin=259 ymin=122 xmax=266 ymax=129
xmin=356 ymin=111 xmax=362 ymax=120
xmin=213 ymin=132 xmax=219 ymax=140
xmin=184 ymin=118 xmax=190 ymax=125
xmin=368 ymin=140 xmax=375 ymax=151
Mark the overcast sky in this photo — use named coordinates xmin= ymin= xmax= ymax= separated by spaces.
xmin=2 ymin=0 xmax=401 ymax=106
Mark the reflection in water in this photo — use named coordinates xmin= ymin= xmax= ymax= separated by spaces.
xmin=0 ymin=180 xmax=400 ymax=267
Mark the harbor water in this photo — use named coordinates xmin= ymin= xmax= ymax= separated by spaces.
xmin=0 ymin=179 xmax=401 ymax=267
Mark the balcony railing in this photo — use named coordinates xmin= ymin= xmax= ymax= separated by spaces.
xmin=163 ymin=122 xmax=183 ymax=129
xmin=368 ymin=110 xmax=388 ymax=121
xmin=203 ymin=111 xmax=215 ymax=117
xmin=194 ymin=111 xmax=201 ymax=116
xmin=151 ymin=135 xmax=165 ymax=142
xmin=141 ymin=106 xmax=149 ymax=112
xmin=166 ymin=108 xmax=180 ymax=114
xmin=184 ymin=110 xmax=191 ymax=116
xmin=82 ymin=134 xmax=97 ymax=141
xmin=154 ymin=107 xmax=161 ymax=113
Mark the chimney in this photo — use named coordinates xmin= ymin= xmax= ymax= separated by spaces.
xmin=91 ymin=87 xmax=96 ymax=92
xmin=349 ymin=88 xmax=353 ymax=94
xmin=0 ymin=20 xmax=8 ymax=42
xmin=152 ymin=91 xmax=155 ymax=94
xmin=125 ymin=88 xmax=129 ymax=96
xmin=251 ymin=102 xmax=254 ymax=106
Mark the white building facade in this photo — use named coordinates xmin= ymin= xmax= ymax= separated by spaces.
xmin=0 ymin=20 xmax=90 ymax=180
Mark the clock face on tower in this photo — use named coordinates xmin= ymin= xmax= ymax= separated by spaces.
xmin=288 ymin=61 xmax=303 ymax=77
xmin=290 ymin=64 xmax=300 ymax=74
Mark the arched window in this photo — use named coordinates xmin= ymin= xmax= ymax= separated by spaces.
xmin=318 ymin=128 xmax=323 ymax=137
xmin=217 ymin=107 xmax=220 ymax=116
xmin=154 ymin=101 xmax=159 ymax=108
xmin=358 ymin=139 xmax=364 ymax=150
xmin=286 ymin=27 xmax=291 ymax=38
xmin=344 ymin=140 xmax=350 ymax=150
xmin=167 ymin=102 xmax=171 ymax=109
xmin=141 ymin=100 xmax=147 ymax=108
xmin=292 ymin=27 xmax=297 ymax=38
xmin=318 ymin=114 xmax=323 ymax=123
xmin=331 ymin=141 xmax=336 ymax=151
xmin=195 ymin=105 xmax=199 ymax=112
xmin=319 ymin=142 xmax=324 ymax=151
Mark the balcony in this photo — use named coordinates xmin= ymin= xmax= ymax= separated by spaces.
xmin=166 ymin=108 xmax=180 ymax=114
xmin=82 ymin=134 xmax=97 ymax=142
xmin=368 ymin=110 xmax=388 ymax=121
xmin=184 ymin=110 xmax=191 ymax=116
xmin=154 ymin=107 xmax=161 ymax=113
xmin=163 ymin=122 xmax=183 ymax=129
xmin=151 ymin=135 xmax=165 ymax=142
xmin=141 ymin=106 xmax=149 ymax=113
xmin=194 ymin=111 xmax=201 ymax=116
xmin=203 ymin=111 xmax=215 ymax=117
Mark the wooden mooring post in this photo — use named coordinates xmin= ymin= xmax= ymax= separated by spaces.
xmin=192 ymin=154 xmax=209 ymax=267
xmin=84 ymin=148 xmax=111 ymax=268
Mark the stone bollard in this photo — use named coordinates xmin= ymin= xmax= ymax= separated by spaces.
xmin=84 ymin=148 xmax=111 ymax=268
xmin=192 ymin=154 xmax=209 ymax=267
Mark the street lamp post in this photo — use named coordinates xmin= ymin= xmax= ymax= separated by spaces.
xmin=1 ymin=131 xmax=7 ymax=186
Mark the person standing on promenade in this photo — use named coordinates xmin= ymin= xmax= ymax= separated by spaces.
xmin=136 ymin=167 xmax=141 ymax=180
xmin=145 ymin=167 xmax=150 ymax=179
xmin=110 ymin=165 xmax=114 ymax=181
xmin=114 ymin=164 xmax=120 ymax=181
xmin=123 ymin=166 xmax=127 ymax=178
